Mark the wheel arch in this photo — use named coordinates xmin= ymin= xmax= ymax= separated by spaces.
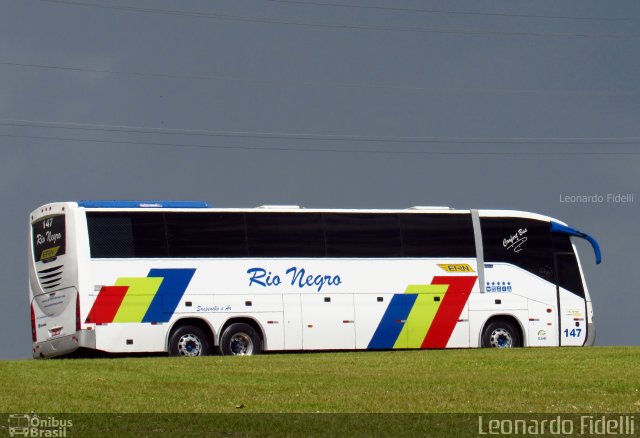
xmin=219 ymin=317 xmax=265 ymax=349
xmin=478 ymin=314 xmax=527 ymax=347
xmin=166 ymin=317 xmax=216 ymax=352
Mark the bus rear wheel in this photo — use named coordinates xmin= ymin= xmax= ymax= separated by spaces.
xmin=219 ymin=323 xmax=262 ymax=356
xmin=169 ymin=325 xmax=212 ymax=357
xmin=482 ymin=320 xmax=522 ymax=348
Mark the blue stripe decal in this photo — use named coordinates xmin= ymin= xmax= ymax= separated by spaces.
xmin=78 ymin=200 xmax=210 ymax=208
xmin=142 ymin=269 xmax=196 ymax=323
xmin=367 ymin=294 xmax=417 ymax=349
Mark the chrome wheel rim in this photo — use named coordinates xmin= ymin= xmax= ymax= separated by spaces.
xmin=178 ymin=333 xmax=203 ymax=356
xmin=230 ymin=333 xmax=253 ymax=355
xmin=489 ymin=328 xmax=513 ymax=348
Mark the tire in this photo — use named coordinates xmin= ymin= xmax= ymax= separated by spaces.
xmin=481 ymin=320 xmax=522 ymax=348
xmin=219 ymin=323 xmax=262 ymax=356
xmin=168 ymin=325 xmax=212 ymax=357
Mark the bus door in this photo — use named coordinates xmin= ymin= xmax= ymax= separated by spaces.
xmin=550 ymin=221 xmax=601 ymax=347
xmin=554 ymin=252 xmax=588 ymax=346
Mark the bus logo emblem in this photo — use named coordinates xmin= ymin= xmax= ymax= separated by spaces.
xmin=437 ymin=264 xmax=474 ymax=273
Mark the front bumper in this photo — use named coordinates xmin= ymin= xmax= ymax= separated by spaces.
xmin=584 ymin=322 xmax=596 ymax=346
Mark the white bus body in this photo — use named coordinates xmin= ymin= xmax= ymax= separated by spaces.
xmin=29 ymin=201 xmax=601 ymax=358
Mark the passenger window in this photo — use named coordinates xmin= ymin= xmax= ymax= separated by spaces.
xmin=246 ymin=213 xmax=324 ymax=257
xmin=400 ymin=213 xmax=475 ymax=257
xmin=324 ymin=213 xmax=402 ymax=257
xmin=481 ymin=217 xmax=554 ymax=282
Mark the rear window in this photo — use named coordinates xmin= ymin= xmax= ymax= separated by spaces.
xmin=32 ymin=215 xmax=66 ymax=262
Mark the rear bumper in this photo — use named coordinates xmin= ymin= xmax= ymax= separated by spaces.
xmin=584 ymin=322 xmax=596 ymax=346
xmin=33 ymin=329 xmax=96 ymax=358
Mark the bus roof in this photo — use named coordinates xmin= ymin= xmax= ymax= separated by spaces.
xmin=77 ymin=200 xmax=211 ymax=209
xmin=67 ymin=201 xmax=560 ymax=223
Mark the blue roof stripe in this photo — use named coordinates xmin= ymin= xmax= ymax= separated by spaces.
xmin=77 ymin=200 xmax=210 ymax=209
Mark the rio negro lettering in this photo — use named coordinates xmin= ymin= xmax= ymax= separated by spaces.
xmin=247 ymin=267 xmax=342 ymax=292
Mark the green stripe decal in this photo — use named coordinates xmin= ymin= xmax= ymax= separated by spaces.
xmin=393 ymin=284 xmax=448 ymax=349
xmin=404 ymin=284 xmax=449 ymax=295
xmin=112 ymin=277 xmax=164 ymax=322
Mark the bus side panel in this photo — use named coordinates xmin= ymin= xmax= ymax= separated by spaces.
xmin=468 ymin=291 xmax=528 ymax=312
xmin=94 ymin=323 xmax=168 ymax=353
xmin=445 ymin=303 xmax=470 ymax=348
xmin=283 ymin=294 xmax=302 ymax=350
xmin=172 ymin=294 xmax=214 ymax=314
xmin=527 ymin=299 xmax=558 ymax=346
xmin=354 ymin=294 xmax=395 ymax=349
xmin=214 ymin=294 xmax=282 ymax=313
xmin=301 ymin=293 xmax=355 ymax=350
xmin=254 ymin=311 xmax=285 ymax=350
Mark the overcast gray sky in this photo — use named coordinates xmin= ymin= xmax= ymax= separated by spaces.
xmin=1 ymin=0 xmax=639 ymax=359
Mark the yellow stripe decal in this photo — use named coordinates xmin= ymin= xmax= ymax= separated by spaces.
xmin=112 ymin=277 xmax=163 ymax=323
xmin=393 ymin=284 xmax=448 ymax=349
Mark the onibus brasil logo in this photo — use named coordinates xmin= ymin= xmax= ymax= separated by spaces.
xmin=7 ymin=414 xmax=72 ymax=437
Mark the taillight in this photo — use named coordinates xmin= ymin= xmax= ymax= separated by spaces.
xmin=75 ymin=295 xmax=81 ymax=332
xmin=31 ymin=304 xmax=37 ymax=342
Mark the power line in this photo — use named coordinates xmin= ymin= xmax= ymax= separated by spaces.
xmin=2 ymin=133 xmax=639 ymax=155
xmin=2 ymin=60 xmax=638 ymax=96
xmin=263 ymin=0 xmax=640 ymax=23
xmin=2 ymin=118 xmax=639 ymax=145
xmin=1 ymin=133 xmax=638 ymax=155
xmin=38 ymin=0 xmax=640 ymax=39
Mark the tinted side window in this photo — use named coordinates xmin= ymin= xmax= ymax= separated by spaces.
xmin=552 ymin=234 xmax=585 ymax=297
xmin=481 ymin=217 xmax=554 ymax=282
xmin=246 ymin=213 xmax=324 ymax=257
xmin=400 ymin=214 xmax=475 ymax=257
xmin=552 ymin=233 xmax=574 ymax=253
xmin=325 ymin=213 xmax=401 ymax=257
xmin=555 ymin=253 xmax=585 ymax=297
xmin=87 ymin=213 xmax=167 ymax=258
xmin=166 ymin=213 xmax=247 ymax=257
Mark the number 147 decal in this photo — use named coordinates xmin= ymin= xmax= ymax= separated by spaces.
xmin=564 ymin=328 xmax=582 ymax=337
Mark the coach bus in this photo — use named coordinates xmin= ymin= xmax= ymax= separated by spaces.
xmin=29 ymin=201 xmax=601 ymax=358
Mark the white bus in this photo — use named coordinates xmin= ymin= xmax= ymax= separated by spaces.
xmin=29 ymin=201 xmax=601 ymax=358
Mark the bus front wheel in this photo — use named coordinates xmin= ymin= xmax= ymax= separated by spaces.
xmin=219 ymin=323 xmax=262 ymax=356
xmin=169 ymin=325 xmax=212 ymax=357
xmin=481 ymin=320 xmax=522 ymax=348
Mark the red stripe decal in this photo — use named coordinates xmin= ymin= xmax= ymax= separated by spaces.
xmin=421 ymin=276 xmax=477 ymax=349
xmin=85 ymin=286 xmax=129 ymax=324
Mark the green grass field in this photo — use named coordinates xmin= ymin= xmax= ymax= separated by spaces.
xmin=1 ymin=347 xmax=638 ymax=414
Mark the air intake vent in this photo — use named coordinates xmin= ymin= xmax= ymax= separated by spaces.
xmin=37 ymin=265 xmax=63 ymax=290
